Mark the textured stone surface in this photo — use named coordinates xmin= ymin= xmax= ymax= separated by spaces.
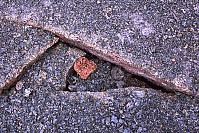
xmin=0 ymin=17 xmax=58 ymax=93
xmin=0 ymin=1 xmax=198 ymax=132
xmin=16 ymin=42 xmax=85 ymax=93
xmin=0 ymin=84 xmax=198 ymax=132
xmin=0 ymin=0 xmax=198 ymax=95
xmin=74 ymin=57 xmax=97 ymax=79
xmin=68 ymin=57 xmax=150 ymax=92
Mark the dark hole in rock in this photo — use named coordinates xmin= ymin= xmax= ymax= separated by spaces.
xmin=65 ymin=52 xmax=174 ymax=93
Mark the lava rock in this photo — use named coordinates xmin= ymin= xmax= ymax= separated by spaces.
xmin=0 ymin=17 xmax=58 ymax=93
xmin=74 ymin=57 xmax=97 ymax=79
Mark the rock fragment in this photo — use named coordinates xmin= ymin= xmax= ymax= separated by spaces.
xmin=74 ymin=57 xmax=97 ymax=79
xmin=24 ymin=88 xmax=31 ymax=97
xmin=116 ymin=81 xmax=125 ymax=88
xmin=15 ymin=81 xmax=23 ymax=91
xmin=68 ymin=58 xmax=150 ymax=92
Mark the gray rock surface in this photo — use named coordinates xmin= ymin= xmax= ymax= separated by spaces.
xmin=0 ymin=17 xmax=58 ymax=93
xmin=17 ymin=42 xmax=85 ymax=93
xmin=0 ymin=1 xmax=198 ymax=132
xmin=0 ymin=84 xmax=199 ymax=132
xmin=0 ymin=0 xmax=198 ymax=95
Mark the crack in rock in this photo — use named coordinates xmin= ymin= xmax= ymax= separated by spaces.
xmin=0 ymin=1 xmax=197 ymax=96
xmin=0 ymin=17 xmax=59 ymax=94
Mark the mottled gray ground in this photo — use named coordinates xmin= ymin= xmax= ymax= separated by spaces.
xmin=0 ymin=0 xmax=199 ymax=132
xmin=1 ymin=84 xmax=199 ymax=132
xmin=0 ymin=0 xmax=198 ymax=95
xmin=0 ymin=17 xmax=58 ymax=93
xmin=15 ymin=42 xmax=85 ymax=94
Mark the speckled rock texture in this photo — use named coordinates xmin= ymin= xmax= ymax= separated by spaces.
xmin=0 ymin=17 xmax=58 ymax=94
xmin=16 ymin=42 xmax=85 ymax=93
xmin=74 ymin=57 xmax=97 ymax=79
xmin=68 ymin=57 xmax=150 ymax=92
xmin=0 ymin=1 xmax=199 ymax=132
xmin=0 ymin=0 xmax=198 ymax=95
xmin=0 ymin=84 xmax=199 ymax=132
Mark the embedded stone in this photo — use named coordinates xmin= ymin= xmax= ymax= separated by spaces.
xmin=74 ymin=57 xmax=97 ymax=79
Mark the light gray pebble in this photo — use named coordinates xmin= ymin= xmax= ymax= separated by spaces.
xmin=117 ymin=81 xmax=125 ymax=88
xmin=137 ymin=127 xmax=142 ymax=132
xmin=106 ymin=117 xmax=110 ymax=125
xmin=119 ymin=119 xmax=123 ymax=123
xmin=68 ymin=85 xmax=77 ymax=91
xmin=132 ymin=91 xmax=145 ymax=98
xmin=16 ymin=81 xmax=23 ymax=91
xmin=111 ymin=115 xmax=118 ymax=123
xmin=126 ymin=101 xmax=134 ymax=109
xmin=24 ymin=88 xmax=31 ymax=97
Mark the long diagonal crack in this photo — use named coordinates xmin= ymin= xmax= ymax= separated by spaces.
xmin=0 ymin=16 xmax=60 ymax=95
xmin=0 ymin=17 xmax=194 ymax=97
xmin=0 ymin=38 xmax=59 ymax=95
xmin=58 ymin=36 xmax=192 ymax=96
xmin=65 ymin=52 xmax=175 ymax=94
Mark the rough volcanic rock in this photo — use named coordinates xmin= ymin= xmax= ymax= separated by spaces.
xmin=0 ymin=0 xmax=198 ymax=95
xmin=0 ymin=84 xmax=198 ymax=132
xmin=16 ymin=42 xmax=85 ymax=93
xmin=0 ymin=17 xmax=58 ymax=94
xmin=74 ymin=57 xmax=97 ymax=79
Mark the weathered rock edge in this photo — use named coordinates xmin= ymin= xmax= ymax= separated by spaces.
xmin=0 ymin=16 xmax=59 ymax=94
xmin=1 ymin=37 xmax=59 ymax=94
xmin=1 ymin=16 xmax=193 ymax=97
xmin=58 ymin=33 xmax=192 ymax=96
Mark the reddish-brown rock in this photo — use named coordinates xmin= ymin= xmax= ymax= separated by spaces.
xmin=74 ymin=57 xmax=97 ymax=79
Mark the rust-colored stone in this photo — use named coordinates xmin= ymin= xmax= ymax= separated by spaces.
xmin=74 ymin=57 xmax=97 ymax=79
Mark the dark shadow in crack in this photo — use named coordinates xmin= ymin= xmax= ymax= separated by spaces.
xmin=64 ymin=51 xmax=175 ymax=95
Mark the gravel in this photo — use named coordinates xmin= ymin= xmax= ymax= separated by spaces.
xmin=17 ymin=42 xmax=85 ymax=93
xmin=0 ymin=85 xmax=199 ymax=132
xmin=0 ymin=1 xmax=198 ymax=132
xmin=0 ymin=16 xmax=58 ymax=93
xmin=67 ymin=57 xmax=149 ymax=92
xmin=0 ymin=0 xmax=198 ymax=94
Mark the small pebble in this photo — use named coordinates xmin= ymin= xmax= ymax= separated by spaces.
xmin=111 ymin=115 xmax=118 ymax=123
xmin=111 ymin=67 xmax=124 ymax=80
xmin=68 ymin=85 xmax=77 ymax=92
xmin=24 ymin=88 xmax=31 ymax=97
xmin=132 ymin=91 xmax=146 ymax=98
xmin=116 ymin=81 xmax=125 ymax=88
xmin=16 ymin=81 xmax=23 ymax=91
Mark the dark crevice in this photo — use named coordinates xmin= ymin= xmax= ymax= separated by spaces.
xmin=0 ymin=36 xmax=182 ymax=96
xmin=58 ymin=36 xmax=186 ymax=94
xmin=0 ymin=17 xmax=192 ymax=96
xmin=64 ymin=66 xmax=76 ymax=92
xmin=64 ymin=51 xmax=175 ymax=95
